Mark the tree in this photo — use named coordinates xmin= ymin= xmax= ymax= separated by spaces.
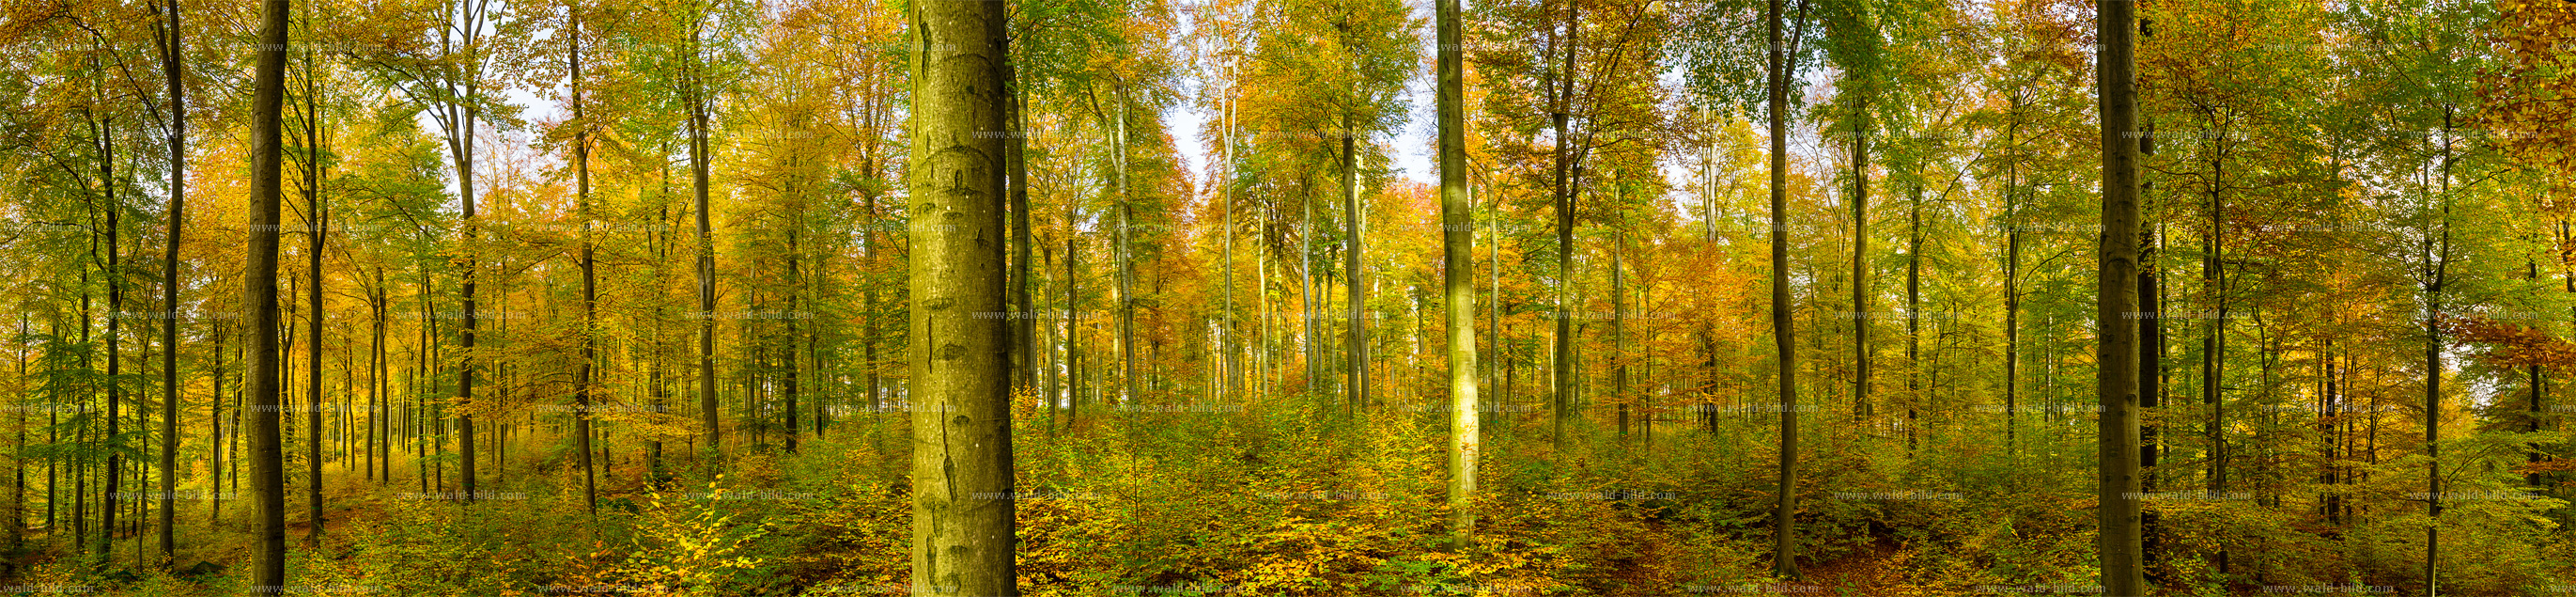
xmin=243 ymin=0 xmax=293 ymax=587
xmin=907 ymin=0 xmax=1016 ymax=593
xmin=1765 ymin=0 xmax=1812 ymax=580
xmin=148 ymin=0 xmax=183 ymax=565
xmin=569 ymin=0 xmax=599 ymax=516
xmin=2095 ymin=0 xmax=2145 ymax=590
xmin=1436 ymin=0 xmax=1478 ymax=540
xmin=291 ymin=0 xmax=333 ymax=542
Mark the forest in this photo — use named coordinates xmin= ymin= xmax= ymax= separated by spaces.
xmin=0 ymin=0 xmax=2573 ymax=594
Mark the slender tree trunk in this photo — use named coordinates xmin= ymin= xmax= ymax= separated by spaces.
xmin=1767 ymin=0 xmax=1808 ymax=579
xmin=1220 ymin=73 xmax=1238 ymax=403
xmin=572 ymin=10 xmax=599 ymax=515
xmin=1117 ymin=101 xmax=1138 ymax=408
xmin=1063 ymin=193 xmax=1079 ymax=428
xmin=1614 ymin=227 xmax=1628 ymax=437
xmin=2423 ymin=107 xmax=2455 ymax=597
xmin=2005 ymin=170 xmax=2022 ymax=452
xmin=11 ymin=316 xmax=23 ymax=554
xmin=1301 ymin=178 xmax=1320 ymax=400
xmin=2204 ymin=151 xmax=2227 ymax=520
xmin=211 ymin=322 xmax=225 ymax=526
xmin=1850 ymin=102 xmax=1869 ymax=423
xmin=150 ymin=0 xmax=186 ymax=563
xmin=303 ymin=138 xmax=326 ymax=544
xmin=1905 ymin=182 xmax=1921 ymax=452
xmin=299 ymin=37 xmax=328 ymax=542
xmin=908 ymin=1 xmax=1017 ymax=592
xmin=1005 ymin=35 xmax=1032 ymax=400
xmin=1548 ymin=4 xmax=1578 ymax=455
xmin=2139 ymin=225 xmax=2165 ymax=580
xmin=692 ymin=20 xmax=721 ymax=461
xmin=1344 ymin=107 xmax=1367 ymax=414
xmin=101 ymin=102 xmax=123 ymax=564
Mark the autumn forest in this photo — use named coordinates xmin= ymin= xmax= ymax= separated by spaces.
xmin=0 ymin=0 xmax=2572 ymax=594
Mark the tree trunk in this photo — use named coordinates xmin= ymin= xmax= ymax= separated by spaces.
xmin=1220 ymin=74 xmax=1238 ymax=404
xmin=2140 ymin=225 xmax=2165 ymax=580
xmin=303 ymin=140 xmax=326 ymax=545
xmin=1063 ymin=192 xmax=1080 ymax=428
xmin=1767 ymin=0 xmax=1808 ymax=579
xmin=2422 ymin=107 xmax=2455 ymax=596
xmin=101 ymin=96 xmax=123 ymax=564
xmin=908 ymin=1 xmax=1017 ymax=593
xmin=1906 ymin=182 xmax=1921 ymax=452
xmin=2005 ymin=151 xmax=2022 ymax=453
xmin=692 ymin=18 xmax=721 ymax=461
xmin=572 ymin=11 xmax=599 ymax=515
xmin=1850 ymin=102 xmax=1869 ymax=423
xmin=2095 ymin=1 xmax=2145 ymax=589
xmin=1548 ymin=4 xmax=1578 ymax=456
xmin=1614 ymin=227 xmax=1628 ymax=437
xmin=1438 ymin=0 xmax=1479 ymax=539
xmin=243 ymin=0 xmax=291 ymax=584
xmin=300 ymin=34 xmax=328 ymax=543
xmin=1301 ymin=176 xmax=1320 ymax=400
xmin=151 ymin=0 xmax=185 ymax=563
xmin=1344 ymin=107 xmax=1367 ymax=414
xmin=1005 ymin=36 xmax=1033 ymax=400
xmin=1117 ymin=101 xmax=1138 ymax=408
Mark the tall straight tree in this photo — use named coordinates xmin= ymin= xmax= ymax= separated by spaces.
xmin=294 ymin=11 xmax=329 ymax=542
xmin=242 ymin=0 xmax=291 ymax=586
xmin=1547 ymin=0 xmax=1577 ymax=454
xmin=908 ymin=0 xmax=1016 ymax=593
xmin=97 ymin=61 xmax=124 ymax=563
xmin=569 ymin=0 xmax=599 ymax=516
xmin=674 ymin=0 xmax=729 ymax=460
xmin=1436 ymin=0 xmax=1478 ymax=539
xmin=1765 ymin=0 xmax=1810 ymax=580
xmin=2094 ymin=0 xmax=2145 ymax=590
xmin=149 ymin=0 xmax=183 ymax=564
xmin=1342 ymin=89 xmax=1366 ymax=414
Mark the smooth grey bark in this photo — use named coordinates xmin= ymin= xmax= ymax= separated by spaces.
xmin=907 ymin=0 xmax=1018 ymax=593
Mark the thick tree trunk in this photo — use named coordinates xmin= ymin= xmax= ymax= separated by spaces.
xmin=1438 ymin=0 xmax=1479 ymax=538
xmin=243 ymin=0 xmax=291 ymax=585
xmin=908 ymin=0 xmax=1017 ymax=592
xmin=2095 ymin=1 xmax=2145 ymax=589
